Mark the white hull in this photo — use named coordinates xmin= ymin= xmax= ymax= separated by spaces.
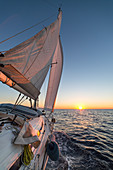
xmin=0 ymin=104 xmax=51 ymax=170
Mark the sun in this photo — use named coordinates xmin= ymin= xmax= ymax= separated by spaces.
xmin=79 ymin=106 xmax=82 ymax=110
xmin=76 ymin=104 xmax=85 ymax=110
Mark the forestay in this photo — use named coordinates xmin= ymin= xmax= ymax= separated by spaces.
xmin=44 ymin=36 xmax=63 ymax=112
xmin=0 ymin=11 xmax=62 ymax=100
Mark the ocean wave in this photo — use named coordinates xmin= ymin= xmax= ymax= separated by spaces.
xmin=46 ymin=131 xmax=112 ymax=170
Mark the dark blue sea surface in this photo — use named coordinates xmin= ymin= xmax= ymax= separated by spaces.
xmin=46 ymin=109 xmax=113 ymax=170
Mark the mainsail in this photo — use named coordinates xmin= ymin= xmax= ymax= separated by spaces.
xmin=44 ymin=36 xmax=63 ymax=112
xmin=0 ymin=10 xmax=62 ymax=100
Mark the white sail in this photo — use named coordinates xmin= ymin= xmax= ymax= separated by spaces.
xmin=44 ymin=36 xmax=63 ymax=112
xmin=0 ymin=11 xmax=62 ymax=100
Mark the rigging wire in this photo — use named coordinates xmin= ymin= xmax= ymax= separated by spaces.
xmin=11 ymin=95 xmax=29 ymax=123
xmin=10 ymin=93 xmax=21 ymax=113
xmin=0 ymin=13 xmax=56 ymax=45
xmin=19 ymin=96 xmax=28 ymax=105
xmin=16 ymin=95 xmax=25 ymax=105
xmin=15 ymin=93 xmax=21 ymax=105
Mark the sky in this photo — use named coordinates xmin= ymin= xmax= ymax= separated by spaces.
xmin=0 ymin=0 xmax=113 ymax=109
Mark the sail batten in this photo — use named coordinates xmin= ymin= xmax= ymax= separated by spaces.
xmin=0 ymin=10 xmax=62 ymax=100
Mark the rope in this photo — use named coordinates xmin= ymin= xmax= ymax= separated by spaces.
xmin=23 ymin=145 xmax=34 ymax=166
xmin=0 ymin=13 xmax=56 ymax=45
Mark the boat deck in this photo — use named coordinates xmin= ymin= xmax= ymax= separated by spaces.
xmin=0 ymin=103 xmax=42 ymax=119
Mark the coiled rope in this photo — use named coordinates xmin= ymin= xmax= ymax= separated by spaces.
xmin=23 ymin=145 xmax=34 ymax=166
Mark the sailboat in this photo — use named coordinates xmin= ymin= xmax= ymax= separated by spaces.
xmin=0 ymin=9 xmax=63 ymax=170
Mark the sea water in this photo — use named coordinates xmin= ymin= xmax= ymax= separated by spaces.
xmin=46 ymin=109 xmax=113 ymax=170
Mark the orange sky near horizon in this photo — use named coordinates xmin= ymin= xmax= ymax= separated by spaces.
xmin=52 ymin=95 xmax=113 ymax=109
xmin=42 ymin=99 xmax=113 ymax=110
xmin=0 ymin=83 xmax=113 ymax=110
xmin=54 ymin=104 xmax=113 ymax=110
xmin=0 ymin=93 xmax=113 ymax=110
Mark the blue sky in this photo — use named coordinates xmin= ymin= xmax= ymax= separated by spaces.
xmin=0 ymin=0 xmax=113 ymax=109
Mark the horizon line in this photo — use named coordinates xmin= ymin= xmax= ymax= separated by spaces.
xmin=38 ymin=107 xmax=113 ymax=110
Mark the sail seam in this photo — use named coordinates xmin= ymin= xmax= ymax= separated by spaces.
xmin=23 ymin=28 xmax=50 ymax=76
xmin=23 ymin=19 xmax=58 ymax=76
xmin=34 ymin=65 xmax=49 ymax=86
